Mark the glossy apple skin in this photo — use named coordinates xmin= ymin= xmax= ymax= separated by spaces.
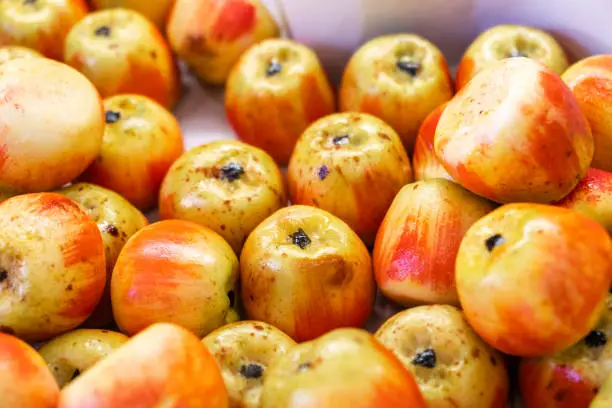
xmin=39 ymin=329 xmax=129 ymax=388
xmin=412 ymin=102 xmax=453 ymax=181
xmin=0 ymin=46 xmax=43 ymax=66
xmin=288 ymin=112 xmax=412 ymax=246
xmin=375 ymin=305 xmax=509 ymax=408
xmin=456 ymin=203 xmax=612 ymax=357
xmin=435 ymin=58 xmax=592 ymax=204
xmin=167 ymin=0 xmax=279 ymax=85
xmin=203 ymin=321 xmax=296 ymax=408
xmin=57 ymin=183 xmax=149 ymax=328
xmin=562 ymin=55 xmax=612 ymax=172
xmin=456 ymin=24 xmax=569 ymax=90
xmin=112 ymin=219 xmax=239 ymax=337
xmin=65 ymin=9 xmax=180 ymax=109
xmin=159 ymin=140 xmax=287 ymax=254
xmin=0 ymin=0 xmax=88 ymax=60
xmin=0 ymin=332 xmax=60 ymax=407
xmin=554 ymin=168 xmax=612 ymax=234
xmin=0 ymin=58 xmax=104 ymax=193
xmin=0 ymin=193 xmax=106 ymax=342
xmin=261 ymin=328 xmax=426 ymax=408
xmin=339 ymin=34 xmax=454 ymax=152
xmin=374 ymin=179 xmax=495 ymax=306
xmin=58 ymin=323 xmax=229 ymax=408
xmin=226 ymin=39 xmax=335 ymax=165
xmin=592 ymin=373 xmax=612 ymax=408
xmin=520 ymin=295 xmax=612 ymax=408
xmin=79 ymin=94 xmax=184 ymax=210
xmin=240 ymin=205 xmax=375 ymax=342
xmin=89 ymin=0 xmax=175 ymax=28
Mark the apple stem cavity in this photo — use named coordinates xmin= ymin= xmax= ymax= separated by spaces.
xmin=240 ymin=363 xmax=264 ymax=379
xmin=266 ymin=59 xmax=282 ymax=77
xmin=585 ymin=330 xmax=607 ymax=348
xmin=485 ymin=234 xmax=505 ymax=252
xmin=317 ymin=165 xmax=329 ymax=180
xmin=105 ymin=110 xmax=121 ymax=124
xmin=396 ymin=58 xmax=421 ymax=77
xmin=227 ymin=290 xmax=235 ymax=308
xmin=290 ymin=229 xmax=311 ymax=249
xmin=94 ymin=26 xmax=112 ymax=37
xmin=332 ymin=135 xmax=350 ymax=146
xmin=507 ymin=50 xmax=527 ymax=58
xmin=71 ymin=369 xmax=81 ymax=380
xmin=219 ymin=163 xmax=245 ymax=182
xmin=412 ymin=348 xmax=436 ymax=368
xmin=297 ymin=362 xmax=312 ymax=372
xmin=0 ymin=269 xmax=7 ymax=283
xmin=23 ymin=0 xmax=37 ymax=5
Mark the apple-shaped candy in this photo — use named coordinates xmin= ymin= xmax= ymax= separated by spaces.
xmin=226 ymin=38 xmax=335 ymax=164
xmin=288 ymin=112 xmax=412 ymax=246
xmin=339 ymin=34 xmax=454 ymax=152
xmin=374 ymin=179 xmax=495 ymax=306
xmin=0 ymin=46 xmax=42 ymax=66
xmin=435 ymin=57 xmax=592 ymax=203
xmin=412 ymin=102 xmax=453 ymax=181
xmin=456 ymin=24 xmax=569 ymax=90
xmin=167 ymin=0 xmax=279 ymax=85
xmin=203 ymin=320 xmax=296 ymax=408
xmin=89 ymin=0 xmax=175 ymax=28
xmin=456 ymin=203 xmax=612 ymax=356
xmin=160 ymin=140 xmax=286 ymax=254
xmin=241 ymin=205 xmax=374 ymax=342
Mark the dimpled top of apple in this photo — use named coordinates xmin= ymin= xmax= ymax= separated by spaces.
xmin=0 ymin=46 xmax=42 ymax=66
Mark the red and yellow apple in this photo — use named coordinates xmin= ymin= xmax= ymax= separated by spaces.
xmin=159 ymin=140 xmax=287 ymax=254
xmin=167 ymin=0 xmax=279 ymax=85
xmin=240 ymin=205 xmax=375 ymax=342
xmin=0 ymin=46 xmax=43 ymax=66
xmin=261 ymin=328 xmax=426 ymax=408
xmin=412 ymin=102 xmax=453 ymax=181
xmin=562 ymin=54 xmax=612 ymax=172
xmin=226 ymin=38 xmax=335 ymax=164
xmin=592 ymin=373 xmax=612 ymax=408
xmin=339 ymin=34 xmax=454 ymax=152
xmin=0 ymin=332 xmax=60 ymax=407
xmin=375 ymin=305 xmax=509 ymax=408
xmin=79 ymin=94 xmax=184 ymax=210
xmin=112 ymin=219 xmax=239 ymax=337
xmin=287 ymin=112 xmax=412 ymax=246
xmin=374 ymin=179 xmax=495 ymax=306
xmin=456 ymin=203 xmax=612 ymax=357
xmin=203 ymin=320 xmax=296 ymax=408
xmin=0 ymin=193 xmax=106 ymax=342
xmin=65 ymin=9 xmax=180 ymax=109
xmin=456 ymin=24 xmax=569 ymax=90
xmin=0 ymin=0 xmax=88 ymax=60
xmin=0 ymin=57 xmax=104 ymax=194
xmin=58 ymin=323 xmax=229 ymax=408
xmin=39 ymin=329 xmax=129 ymax=387
xmin=435 ymin=57 xmax=592 ymax=203
xmin=89 ymin=0 xmax=175 ymax=28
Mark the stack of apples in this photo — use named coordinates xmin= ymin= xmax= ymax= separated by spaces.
xmin=3 ymin=1 xmax=612 ymax=407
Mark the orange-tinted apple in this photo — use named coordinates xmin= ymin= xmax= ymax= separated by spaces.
xmin=456 ymin=203 xmax=612 ymax=356
xmin=435 ymin=57 xmax=592 ymax=203
xmin=39 ymin=329 xmax=129 ymax=387
xmin=562 ymin=55 xmax=612 ymax=172
xmin=520 ymin=295 xmax=612 ymax=408
xmin=456 ymin=24 xmax=569 ymax=90
xmin=0 ymin=193 xmax=106 ymax=342
xmin=203 ymin=321 xmax=296 ymax=408
xmin=592 ymin=373 xmax=612 ymax=408
xmin=261 ymin=328 xmax=427 ymax=408
xmin=0 ymin=0 xmax=88 ymax=60
xmin=167 ymin=0 xmax=279 ymax=85
xmin=412 ymin=102 xmax=453 ymax=181
xmin=339 ymin=34 xmax=454 ymax=152
xmin=65 ymin=9 xmax=180 ymax=109
xmin=0 ymin=332 xmax=60 ymax=407
xmin=159 ymin=140 xmax=286 ymax=254
xmin=0 ymin=45 xmax=42 ymax=66
xmin=89 ymin=0 xmax=175 ymax=28
xmin=287 ymin=112 xmax=412 ymax=246
xmin=112 ymin=220 xmax=239 ymax=337
xmin=0 ymin=58 xmax=104 ymax=194
xmin=79 ymin=94 xmax=184 ymax=210
xmin=58 ymin=323 xmax=229 ymax=408
xmin=374 ymin=179 xmax=495 ymax=306
xmin=241 ymin=206 xmax=374 ymax=342
xmin=226 ymin=38 xmax=335 ymax=164
xmin=376 ymin=305 xmax=509 ymax=408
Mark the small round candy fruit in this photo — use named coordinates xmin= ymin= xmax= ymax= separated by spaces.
xmin=412 ymin=102 xmax=453 ymax=181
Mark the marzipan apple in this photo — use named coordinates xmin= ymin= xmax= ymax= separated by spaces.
xmin=261 ymin=328 xmax=427 ymax=408
xmin=339 ymin=34 xmax=454 ymax=152
xmin=89 ymin=0 xmax=175 ymax=28
xmin=374 ymin=179 xmax=495 ymax=306
xmin=203 ymin=320 xmax=296 ymax=408
xmin=288 ymin=112 xmax=412 ymax=246
xmin=412 ymin=102 xmax=453 ymax=181
xmin=241 ymin=205 xmax=374 ymax=342
xmin=456 ymin=24 xmax=569 ymax=90
xmin=58 ymin=323 xmax=229 ymax=408
xmin=0 ymin=46 xmax=42 ymax=66
xmin=226 ymin=38 xmax=335 ymax=164
xmin=435 ymin=57 xmax=592 ymax=203
xmin=0 ymin=193 xmax=106 ymax=342
xmin=39 ymin=329 xmax=128 ymax=387
xmin=456 ymin=203 xmax=612 ymax=357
